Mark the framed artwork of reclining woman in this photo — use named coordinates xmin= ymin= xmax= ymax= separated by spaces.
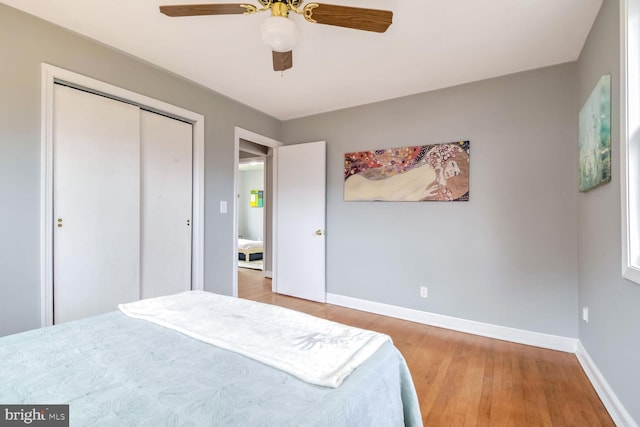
xmin=344 ymin=141 xmax=470 ymax=202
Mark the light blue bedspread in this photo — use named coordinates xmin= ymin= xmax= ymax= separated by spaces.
xmin=0 ymin=311 xmax=423 ymax=426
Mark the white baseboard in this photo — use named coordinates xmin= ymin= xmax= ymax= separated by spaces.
xmin=576 ymin=342 xmax=638 ymax=427
xmin=263 ymin=270 xmax=273 ymax=279
xmin=325 ymin=293 xmax=578 ymax=353
xmin=324 ymin=293 xmax=636 ymax=426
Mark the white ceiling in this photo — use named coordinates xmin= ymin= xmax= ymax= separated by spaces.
xmin=239 ymin=161 xmax=265 ymax=171
xmin=2 ymin=0 xmax=602 ymax=120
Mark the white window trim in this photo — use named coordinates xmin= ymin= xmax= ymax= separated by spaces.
xmin=621 ymin=0 xmax=640 ymax=283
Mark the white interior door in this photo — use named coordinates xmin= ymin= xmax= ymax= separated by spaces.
xmin=140 ymin=110 xmax=193 ymax=299
xmin=53 ymin=84 xmax=141 ymax=324
xmin=276 ymin=141 xmax=326 ymax=302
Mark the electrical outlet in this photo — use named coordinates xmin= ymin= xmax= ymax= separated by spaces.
xmin=582 ymin=306 xmax=589 ymax=322
xmin=420 ymin=286 xmax=428 ymax=298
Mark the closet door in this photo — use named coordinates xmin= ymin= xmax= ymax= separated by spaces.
xmin=53 ymin=84 xmax=141 ymax=324
xmin=140 ymin=110 xmax=193 ymax=299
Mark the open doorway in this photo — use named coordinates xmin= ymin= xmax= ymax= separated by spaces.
xmin=238 ymin=158 xmax=265 ymax=271
xmin=233 ymin=127 xmax=281 ymax=297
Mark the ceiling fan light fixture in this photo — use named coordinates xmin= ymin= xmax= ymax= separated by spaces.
xmin=160 ymin=2 xmax=394 ymax=71
xmin=261 ymin=16 xmax=298 ymax=53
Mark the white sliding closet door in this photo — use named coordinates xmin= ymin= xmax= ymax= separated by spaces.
xmin=140 ymin=110 xmax=193 ymax=299
xmin=53 ymin=84 xmax=141 ymax=324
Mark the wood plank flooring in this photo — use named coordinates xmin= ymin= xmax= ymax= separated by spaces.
xmin=238 ymin=268 xmax=614 ymax=426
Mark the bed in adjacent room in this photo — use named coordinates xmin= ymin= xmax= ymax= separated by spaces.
xmin=0 ymin=291 xmax=422 ymax=426
xmin=238 ymin=238 xmax=264 ymax=262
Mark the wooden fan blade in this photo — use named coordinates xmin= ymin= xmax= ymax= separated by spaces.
xmin=273 ymin=51 xmax=293 ymax=72
xmin=304 ymin=3 xmax=392 ymax=33
xmin=160 ymin=4 xmax=248 ymax=17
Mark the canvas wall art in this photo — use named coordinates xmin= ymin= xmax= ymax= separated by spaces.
xmin=344 ymin=141 xmax=470 ymax=201
xmin=579 ymin=74 xmax=611 ymax=192
xmin=250 ymin=190 xmax=263 ymax=207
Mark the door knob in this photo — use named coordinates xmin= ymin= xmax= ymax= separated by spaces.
xmin=57 ymin=218 xmax=63 ymax=228
xmin=315 ymin=229 xmax=324 ymax=236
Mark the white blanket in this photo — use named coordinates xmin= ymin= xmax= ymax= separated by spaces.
xmin=118 ymin=291 xmax=390 ymax=388
xmin=238 ymin=238 xmax=263 ymax=249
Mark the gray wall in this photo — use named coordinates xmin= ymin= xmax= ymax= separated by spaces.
xmin=282 ymin=63 xmax=579 ymax=337
xmin=0 ymin=4 xmax=280 ymax=336
xmin=577 ymin=0 xmax=640 ymax=421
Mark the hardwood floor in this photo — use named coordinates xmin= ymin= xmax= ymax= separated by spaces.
xmin=238 ymin=268 xmax=614 ymax=426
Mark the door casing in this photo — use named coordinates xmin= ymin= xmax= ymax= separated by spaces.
xmin=233 ymin=127 xmax=281 ymax=296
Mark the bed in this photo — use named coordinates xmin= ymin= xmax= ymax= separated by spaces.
xmin=0 ymin=291 xmax=422 ymax=426
xmin=238 ymin=238 xmax=263 ymax=262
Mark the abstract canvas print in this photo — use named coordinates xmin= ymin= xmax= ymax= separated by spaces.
xmin=344 ymin=141 xmax=470 ymax=201
xmin=579 ymin=74 xmax=611 ymax=192
xmin=250 ymin=190 xmax=263 ymax=207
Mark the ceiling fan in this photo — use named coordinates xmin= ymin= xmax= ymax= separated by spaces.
xmin=159 ymin=1 xmax=393 ymax=72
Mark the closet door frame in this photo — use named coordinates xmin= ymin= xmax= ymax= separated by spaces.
xmin=40 ymin=63 xmax=205 ymax=327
